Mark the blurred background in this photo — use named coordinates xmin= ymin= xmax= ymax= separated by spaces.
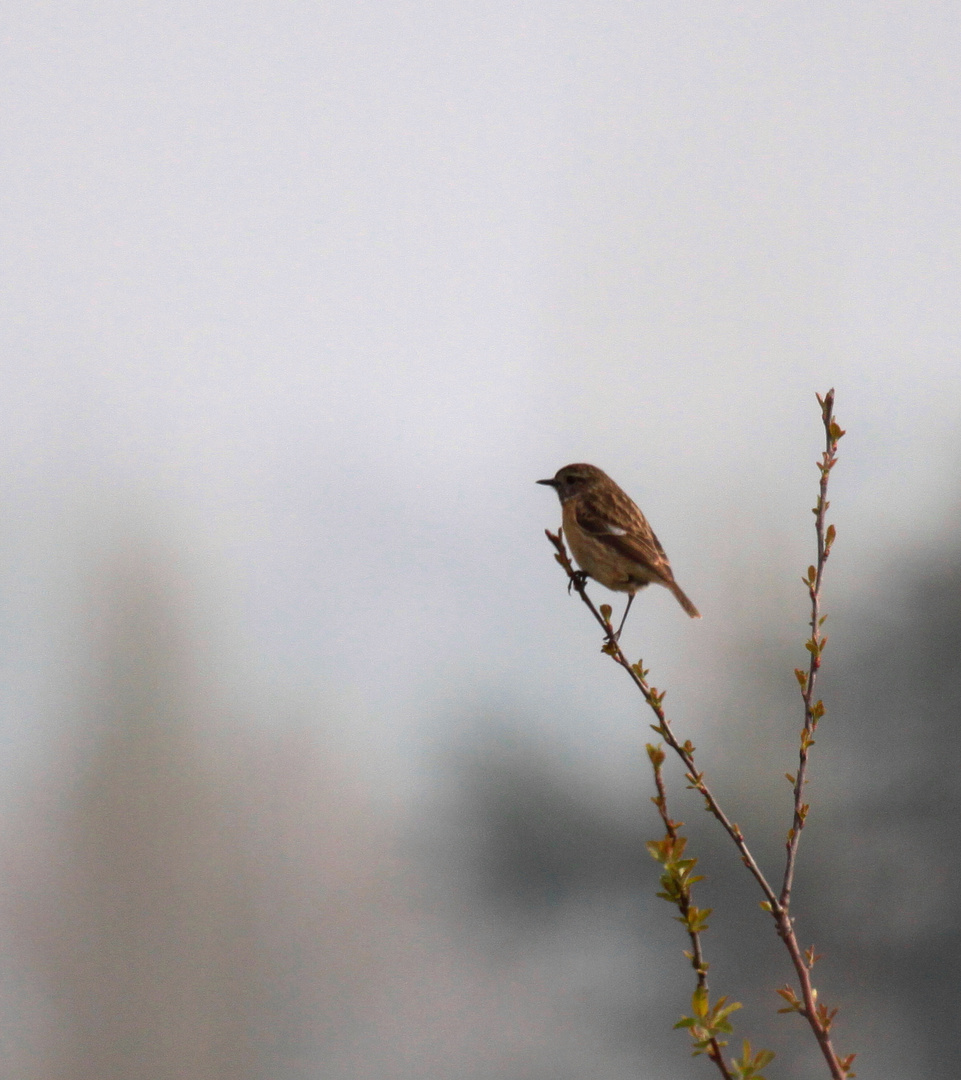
xmin=2 ymin=1 xmax=960 ymax=1076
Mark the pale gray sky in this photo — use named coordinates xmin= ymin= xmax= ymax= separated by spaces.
xmin=2 ymin=1 xmax=959 ymax=763
xmin=5 ymin=0 xmax=960 ymax=749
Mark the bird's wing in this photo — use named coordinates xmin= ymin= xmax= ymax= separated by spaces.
xmin=574 ymin=496 xmax=673 ymax=579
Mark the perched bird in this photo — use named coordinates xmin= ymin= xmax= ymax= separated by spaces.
xmin=537 ymin=463 xmax=700 ymax=636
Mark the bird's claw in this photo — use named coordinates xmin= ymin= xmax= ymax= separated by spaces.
xmin=568 ymin=571 xmax=589 ymax=594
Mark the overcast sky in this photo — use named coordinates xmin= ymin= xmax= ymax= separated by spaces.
xmin=3 ymin=0 xmax=961 ymax=773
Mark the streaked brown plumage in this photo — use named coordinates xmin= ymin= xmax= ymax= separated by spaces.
xmin=537 ymin=463 xmax=700 ymax=634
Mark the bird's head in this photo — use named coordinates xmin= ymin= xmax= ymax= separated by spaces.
xmin=536 ymin=463 xmax=608 ymax=503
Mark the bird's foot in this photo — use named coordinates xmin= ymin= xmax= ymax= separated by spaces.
xmin=568 ymin=571 xmax=589 ymax=594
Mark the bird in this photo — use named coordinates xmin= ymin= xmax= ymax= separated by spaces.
xmin=537 ymin=463 xmax=700 ymax=637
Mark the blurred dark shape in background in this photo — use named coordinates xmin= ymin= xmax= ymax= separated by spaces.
xmin=449 ymin=737 xmax=650 ymax=915
xmin=818 ymin=539 xmax=961 ymax=1075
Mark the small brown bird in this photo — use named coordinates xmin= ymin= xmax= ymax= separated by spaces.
xmin=537 ymin=463 xmax=700 ymax=636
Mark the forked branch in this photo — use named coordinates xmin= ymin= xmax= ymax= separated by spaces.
xmin=543 ymin=390 xmax=853 ymax=1079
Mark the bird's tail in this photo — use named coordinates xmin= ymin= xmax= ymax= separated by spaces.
xmin=668 ymin=581 xmax=701 ymax=619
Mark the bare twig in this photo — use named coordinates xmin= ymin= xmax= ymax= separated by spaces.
xmin=781 ymin=388 xmax=844 ymax=908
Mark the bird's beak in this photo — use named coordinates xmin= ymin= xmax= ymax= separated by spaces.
xmin=536 ymin=478 xmax=557 ymax=487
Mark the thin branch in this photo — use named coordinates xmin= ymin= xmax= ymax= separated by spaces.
xmin=649 ymin=750 xmax=710 ymax=985
xmin=781 ymin=388 xmax=844 ymax=909
xmin=648 ymin=745 xmax=737 ymax=1079
xmin=545 ymin=528 xmax=780 ymax=913
xmin=768 ymin=389 xmax=849 ymax=1077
